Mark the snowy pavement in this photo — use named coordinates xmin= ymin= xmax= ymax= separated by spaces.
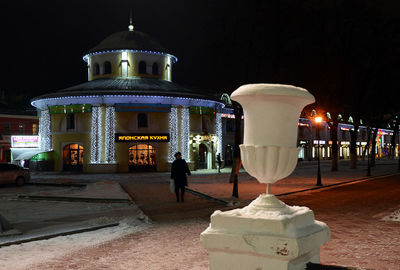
xmin=0 ymin=159 xmax=399 ymax=269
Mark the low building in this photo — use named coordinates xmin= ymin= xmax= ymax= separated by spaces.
xmin=0 ymin=113 xmax=38 ymax=163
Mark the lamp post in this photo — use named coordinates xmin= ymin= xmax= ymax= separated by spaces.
xmin=314 ymin=116 xmax=322 ymax=186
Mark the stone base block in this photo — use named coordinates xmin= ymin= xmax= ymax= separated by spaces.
xmin=200 ymin=194 xmax=330 ymax=270
xmin=87 ymin=163 xmax=118 ymax=173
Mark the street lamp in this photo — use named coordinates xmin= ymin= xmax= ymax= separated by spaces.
xmin=314 ymin=116 xmax=322 ymax=186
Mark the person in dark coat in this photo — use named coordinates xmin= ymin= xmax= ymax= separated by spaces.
xmin=171 ymin=152 xmax=191 ymax=202
xmin=216 ymin=153 xmax=222 ymax=173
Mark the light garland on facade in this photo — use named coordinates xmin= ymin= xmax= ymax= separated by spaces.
xmin=39 ymin=110 xmax=51 ymax=151
xmin=181 ymin=107 xmax=190 ymax=161
xmin=31 ymin=94 xmax=224 ymax=111
xmin=215 ymin=112 xmax=223 ymax=159
xmin=90 ymin=106 xmax=102 ymax=163
xmin=169 ymin=106 xmax=179 ymax=162
xmin=105 ymin=106 xmax=116 ymax=163
xmin=83 ymin=49 xmax=178 ymax=64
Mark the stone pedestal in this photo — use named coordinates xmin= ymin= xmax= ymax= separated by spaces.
xmin=201 ymin=194 xmax=330 ymax=270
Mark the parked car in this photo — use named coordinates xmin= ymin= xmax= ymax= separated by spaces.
xmin=0 ymin=163 xmax=30 ymax=186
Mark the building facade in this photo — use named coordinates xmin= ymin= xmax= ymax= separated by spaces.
xmin=221 ymin=114 xmax=397 ymax=164
xmin=0 ymin=113 xmax=38 ymax=163
xmin=31 ymin=23 xmax=224 ymax=173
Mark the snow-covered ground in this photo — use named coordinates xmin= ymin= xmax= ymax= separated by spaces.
xmin=0 ymin=218 xmax=149 ymax=270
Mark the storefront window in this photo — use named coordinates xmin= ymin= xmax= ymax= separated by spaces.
xmin=129 ymin=144 xmax=156 ymax=171
xmin=63 ymin=144 xmax=84 ymax=171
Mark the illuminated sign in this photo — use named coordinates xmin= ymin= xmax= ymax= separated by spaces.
xmin=115 ymin=133 xmax=170 ymax=142
xmin=298 ymin=123 xmax=310 ymax=127
xmin=11 ymin=136 xmax=39 ymax=148
xmin=115 ymin=103 xmax=171 ymax=112
xmin=49 ymin=104 xmax=92 ymax=114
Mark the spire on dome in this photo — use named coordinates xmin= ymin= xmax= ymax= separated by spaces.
xmin=128 ymin=9 xmax=134 ymax=31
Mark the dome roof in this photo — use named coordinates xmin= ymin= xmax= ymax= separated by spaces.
xmin=86 ymin=30 xmax=171 ymax=55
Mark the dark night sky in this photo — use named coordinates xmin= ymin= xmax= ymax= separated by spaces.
xmin=1 ymin=0 xmax=400 ymax=115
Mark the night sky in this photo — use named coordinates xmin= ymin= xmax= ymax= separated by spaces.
xmin=1 ymin=0 xmax=400 ymax=116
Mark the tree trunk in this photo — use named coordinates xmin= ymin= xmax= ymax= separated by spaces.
xmin=370 ymin=128 xmax=378 ymax=167
xmin=350 ymin=122 xmax=360 ymax=169
xmin=330 ymin=121 xmax=339 ymax=171
xmin=229 ymin=102 xmax=243 ymax=198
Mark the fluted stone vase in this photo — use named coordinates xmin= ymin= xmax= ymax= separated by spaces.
xmin=201 ymin=84 xmax=330 ymax=270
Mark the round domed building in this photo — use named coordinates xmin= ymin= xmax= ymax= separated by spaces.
xmin=31 ymin=22 xmax=224 ymax=173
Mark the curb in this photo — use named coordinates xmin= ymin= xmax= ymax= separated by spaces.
xmin=17 ymin=195 xmax=132 ymax=203
xmin=275 ymin=173 xmax=400 ymax=198
xmin=27 ymin=182 xmax=87 ymax=187
xmin=186 ymin=188 xmax=230 ymax=205
xmin=0 ymin=222 xmax=119 ymax=248
xmin=186 ymin=173 xmax=400 ymax=205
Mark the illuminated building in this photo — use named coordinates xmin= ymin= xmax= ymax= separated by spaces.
xmin=31 ymin=21 xmax=224 ymax=172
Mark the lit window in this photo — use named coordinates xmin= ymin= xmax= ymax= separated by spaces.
xmin=137 ymin=113 xmax=148 ymax=128
xmin=19 ymin=123 xmax=24 ymax=134
xmin=32 ymin=123 xmax=38 ymax=135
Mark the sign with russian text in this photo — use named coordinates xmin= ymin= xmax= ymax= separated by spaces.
xmin=11 ymin=136 xmax=39 ymax=148
xmin=115 ymin=133 xmax=170 ymax=142
xmin=115 ymin=104 xmax=171 ymax=112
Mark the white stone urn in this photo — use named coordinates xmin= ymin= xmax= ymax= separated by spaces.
xmin=233 ymin=84 xmax=315 ymax=190
xmin=201 ymin=84 xmax=330 ymax=270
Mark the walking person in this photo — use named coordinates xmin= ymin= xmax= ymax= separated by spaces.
xmin=216 ymin=153 xmax=222 ymax=173
xmin=171 ymin=152 xmax=191 ymax=202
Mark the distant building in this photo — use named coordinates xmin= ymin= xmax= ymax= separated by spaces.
xmin=31 ymin=21 xmax=224 ymax=173
xmin=0 ymin=113 xmax=38 ymax=163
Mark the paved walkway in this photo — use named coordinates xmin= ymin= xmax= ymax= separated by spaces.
xmin=1 ymin=159 xmax=399 ymax=269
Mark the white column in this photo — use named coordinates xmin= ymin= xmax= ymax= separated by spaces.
xmin=90 ymin=106 xmax=102 ymax=163
xmin=105 ymin=106 xmax=115 ymax=163
xmin=39 ymin=110 xmax=51 ymax=151
xmin=215 ymin=112 xmax=222 ymax=159
xmin=169 ymin=106 xmax=179 ymax=162
xmin=181 ymin=106 xmax=190 ymax=161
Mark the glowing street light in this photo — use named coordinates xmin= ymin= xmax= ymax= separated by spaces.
xmin=314 ymin=116 xmax=323 ymax=186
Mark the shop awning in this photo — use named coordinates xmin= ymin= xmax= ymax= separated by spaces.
xmin=11 ymin=148 xmax=53 ymax=161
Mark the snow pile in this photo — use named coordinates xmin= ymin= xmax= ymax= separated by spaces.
xmin=0 ymin=217 xmax=149 ymax=270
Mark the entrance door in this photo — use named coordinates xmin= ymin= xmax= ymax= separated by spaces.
xmin=128 ymin=144 xmax=157 ymax=172
xmin=63 ymin=144 xmax=84 ymax=171
xmin=198 ymin=143 xmax=207 ymax=169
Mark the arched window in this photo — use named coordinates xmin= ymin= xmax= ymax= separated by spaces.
xmin=139 ymin=61 xmax=147 ymax=74
xmin=93 ymin=63 xmax=100 ymax=76
xmin=104 ymin=61 xmax=112 ymax=74
xmin=152 ymin=62 xmax=159 ymax=75
xmin=137 ymin=113 xmax=148 ymax=128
